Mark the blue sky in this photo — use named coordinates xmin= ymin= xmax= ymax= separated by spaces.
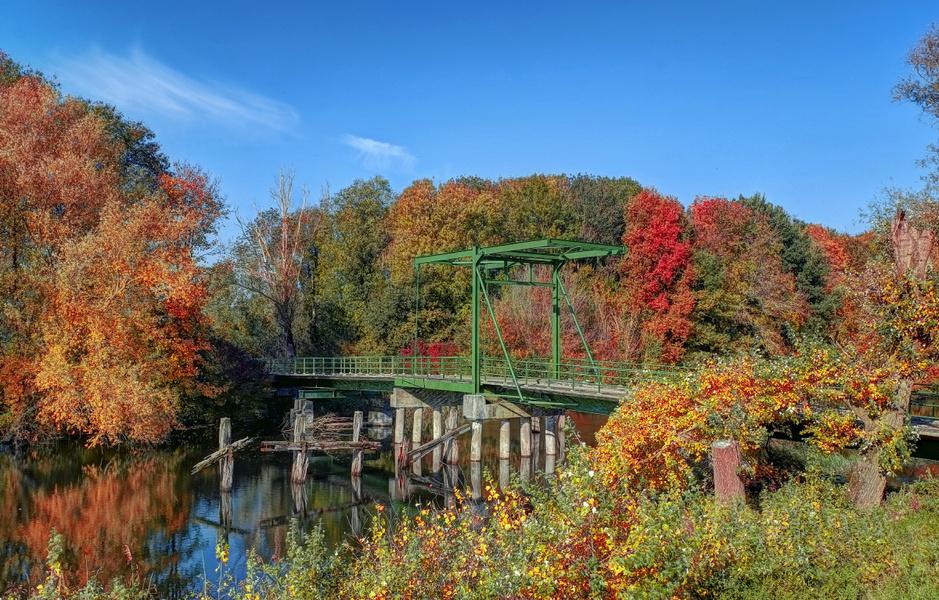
xmin=2 ymin=1 xmax=937 ymax=239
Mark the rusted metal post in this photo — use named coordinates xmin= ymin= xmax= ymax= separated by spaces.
xmin=712 ymin=439 xmax=745 ymax=504
xmin=351 ymin=410 xmax=364 ymax=476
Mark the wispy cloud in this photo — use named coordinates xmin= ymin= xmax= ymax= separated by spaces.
xmin=342 ymin=134 xmax=416 ymax=171
xmin=54 ymin=47 xmax=299 ymax=131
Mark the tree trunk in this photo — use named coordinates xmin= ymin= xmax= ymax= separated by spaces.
xmin=278 ymin=307 xmax=296 ymax=358
xmin=847 ymin=450 xmax=886 ymax=510
xmin=848 ymin=380 xmax=912 ymax=510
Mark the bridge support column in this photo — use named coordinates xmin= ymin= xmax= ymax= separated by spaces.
xmin=557 ymin=414 xmax=566 ymax=462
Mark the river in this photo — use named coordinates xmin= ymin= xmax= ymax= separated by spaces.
xmin=0 ymin=411 xmax=607 ymax=598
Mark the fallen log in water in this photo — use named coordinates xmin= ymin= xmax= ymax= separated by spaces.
xmin=191 ymin=436 xmax=254 ymax=475
xmin=260 ymin=439 xmax=381 ymax=453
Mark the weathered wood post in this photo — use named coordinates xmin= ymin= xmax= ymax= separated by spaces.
xmin=499 ymin=458 xmax=510 ymax=490
xmin=412 ymin=407 xmax=423 ymax=446
xmin=432 ymin=407 xmax=443 ymax=472
xmin=351 ymin=410 xmax=364 ymax=477
xmin=531 ymin=416 xmax=541 ymax=468
xmin=470 ymin=459 xmax=482 ymax=501
xmin=219 ymin=418 xmax=233 ymax=492
xmin=291 ymin=413 xmax=309 ymax=484
xmin=712 ymin=439 xmax=745 ymax=504
xmin=445 ymin=407 xmax=459 ymax=464
xmin=499 ymin=419 xmax=511 ymax=461
xmin=520 ymin=453 xmax=531 ymax=482
xmin=519 ymin=418 xmax=532 ymax=458
xmin=470 ymin=420 xmax=483 ymax=462
xmin=544 ymin=415 xmax=557 ymax=457
xmin=393 ymin=408 xmax=406 ymax=445
xmin=557 ymin=414 xmax=566 ymax=462
xmin=291 ymin=481 xmax=308 ymax=518
xmin=350 ymin=475 xmax=363 ymax=537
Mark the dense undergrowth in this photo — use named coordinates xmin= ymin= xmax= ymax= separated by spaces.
xmin=20 ymin=438 xmax=939 ymax=599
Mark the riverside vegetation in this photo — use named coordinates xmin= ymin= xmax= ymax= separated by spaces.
xmin=4 ymin=23 xmax=939 ymax=600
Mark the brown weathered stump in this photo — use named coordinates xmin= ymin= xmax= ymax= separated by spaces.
xmin=712 ymin=439 xmax=745 ymax=504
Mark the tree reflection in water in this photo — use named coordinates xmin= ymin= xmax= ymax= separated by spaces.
xmin=0 ymin=412 xmax=611 ymax=597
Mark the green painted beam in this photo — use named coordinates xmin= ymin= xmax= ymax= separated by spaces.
xmin=393 ymin=376 xmax=475 ymax=394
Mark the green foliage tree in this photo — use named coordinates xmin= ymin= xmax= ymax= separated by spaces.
xmin=739 ymin=194 xmax=836 ymax=334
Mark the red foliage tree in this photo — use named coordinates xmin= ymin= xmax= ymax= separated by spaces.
xmin=618 ymin=189 xmax=695 ymax=363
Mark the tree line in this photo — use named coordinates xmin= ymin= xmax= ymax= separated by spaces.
xmin=2 ymin=22 xmax=938 ymax=466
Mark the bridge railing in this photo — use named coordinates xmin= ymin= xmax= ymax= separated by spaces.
xmin=480 ymin=355 xmax=687 ymax=392
xmin=266 ymin=355 xmax=473 ymax=379
xmin=266 ymin=354 xmax=687 ymax=391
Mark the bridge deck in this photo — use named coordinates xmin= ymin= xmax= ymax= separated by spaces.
xmin=267 ymin=356 xmax=939 ymax=434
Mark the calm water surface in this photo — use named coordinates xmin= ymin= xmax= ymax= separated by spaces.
xmin=0 ymin=411 xmax=606 ymax=598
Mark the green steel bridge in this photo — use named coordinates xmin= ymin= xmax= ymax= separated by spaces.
xmin=265 ymin=237 xmax=939 ymax=429
xmin=267 ymin=354 xmax=685 ymax=414
xmin=267 ymin=238 xmax=684 ymax=415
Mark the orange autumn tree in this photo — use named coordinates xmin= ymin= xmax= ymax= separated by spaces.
xmin=0 ymin=55 xmax=222 ymax=444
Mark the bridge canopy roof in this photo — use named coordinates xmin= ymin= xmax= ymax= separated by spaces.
xmin=413 ymin=238 xmax=625 ymax=269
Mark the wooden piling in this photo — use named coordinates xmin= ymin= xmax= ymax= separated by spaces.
xmin=531 ymin=417 xmax=541 ymax=468
xmin=544 ymin=415 xmax=557 ymax=457
xmin=412 ymin=407 xmax=423 ymax=446
xmin=712 ymin=440 xmax=745 ymax=504
xmin=470 ymin=421 xmax=483 ymax=462
xmin=470 ymin=460 xmax=482 ymax=501
xmin=219 ymin=418 xmax=233 ymax=492
xmin=499 ymin=420 xmax=511 ymax=460
xmin=394 ymin=408 xmax=406 ymax=445
xmin=351 ymin=411 xmax=364 ymax=477
xmin=445 ymin=407 xmax=459 ymax=464
xmin=432 ymin=408 xmax=443 ymax=472
xmin=519 ymin=418 xmax=531 ymax=458
xmin=291 ymin=414 xmax=309 ymax=484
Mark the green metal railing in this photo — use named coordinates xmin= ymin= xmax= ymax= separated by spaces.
xmin=266 ymin=354 xmax=685 ymax=395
